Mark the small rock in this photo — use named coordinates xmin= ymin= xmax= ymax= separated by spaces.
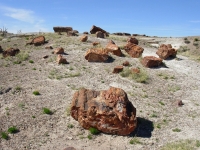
xmin=54 ymin=47 xmax=64 ymax=54
xmin=45 ymin=46 xmax=53 ymax=49
xmin=80 ymin=35 xmax=88 ymax=42
xmin=63 ymin=147 xmax=76 ymax=150
xmin=113 ymin=66 xmax=123 ymax=73
xmin=122 ymin=61 xmax=130 ymax=66
xmin=43 ymin=55 xmax=48 ymax=59
xmin=177 ymin=100 xmax=184 ymax=106
xmin=56 ymin=54 xmax=68 ymax=64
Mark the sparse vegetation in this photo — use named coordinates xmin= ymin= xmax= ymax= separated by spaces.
xmin=172 ymin=128 xmax=181 ymax=132
xmin=129 ymin=137 xmax=142 ymax=145
xmin=89 ymin=127 xmax=100 ymax=135
xmin=7 ymin=126 xmax=19 ymax=134
xmin=67 ymin=124 xmax=74 ymax=128
xmin=42 ymin=107 xmax=52 ymax=115
xmin=33 ymin=90 xmax=40 ymax=95
xmin=1 ymin=132 xmax=9 ymax=140
xmin=29 ymin=60 xmax=34 ymax=63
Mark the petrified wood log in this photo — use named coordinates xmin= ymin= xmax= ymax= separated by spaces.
xmin=70 ymin=87 xmax=137 ymax=135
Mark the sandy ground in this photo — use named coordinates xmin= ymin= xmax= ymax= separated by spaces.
xmin=0 ymin=34 xmax=200 ymax=150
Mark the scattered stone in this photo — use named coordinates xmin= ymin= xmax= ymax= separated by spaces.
xmin=156 ymin=44 xmax=177 ymax=59
xmin=54 ymin=47 xmax=64 ymax=54
xmin=105 ymin=41 xmax=123 ymax=57
xmin=53 ymin=27 xmax=73 ymax=33
xmin=45 ymin=46 xmax=53 ymax=49
xmin=70 ymin=87 xmax=137 ymax=135
xmin=83 ymin=31 xmax=89 ymax=34
xmin=113 ymin=32 xmax=123 ymax=36
xmin=90 ymin=25 xmax=108 ymax=36
xmin=124 ymin=43 xmax=144 ymax=58
xmin=0 ymin=87 xmax=12 ymax=95
xmin=26 ymin=36 xmax=45 ymax=46
xmin=131 ymin=68 xmax=140 ymax=74
xmin=122 ymin=61 xmax=130 ymax=66
xmin=67 ymin=31 xmax=77 ymax=36
xmin=73 ymin=30 xmax=79 ymax=33
xmin=56 ymin=54 xmax=68 ymax=64
xmin=127 ymin=37 xmax=139 ymax=45
xmin=43 ymin=55 xmax=48 ymax=59
xmin=96 ymin=31 xmax=105 ymax=38
xmin=113 ymin=65 xmax=123 ymax=73
xmin=2 ymin=48 xmax=20 ymax=57
xmin=92 ymin=42 xmax=100 ymax=46
xmin=123 ymin=33 xmax=131 ymax=36
xmin=141 ymin=56 xmax=163 ymax=68
xmin=80 ymin=35 xmax=88 ymax=42
xmin=177 ymin=100 xmax=184 ymax=107
xmin=85 ymin=48 xmax=109 ymax=62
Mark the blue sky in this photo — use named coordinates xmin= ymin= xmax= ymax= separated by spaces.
xmin=0 ymin=0 xmax=200 ymax=37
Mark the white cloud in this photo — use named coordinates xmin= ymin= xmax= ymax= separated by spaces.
xmin=0 ymin=5 xmax=49 ymax=33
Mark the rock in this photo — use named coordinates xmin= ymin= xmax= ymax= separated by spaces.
xmin=83 ymin=31 xmax=89 ymax=34
xmin=141 ymin=56 xmax=163 ymax=68
xmin=56 ymin=54 xmax=68 ymax=64
xmin=96 ymin=31 xmax=105 ymax=38
xmin=109 ymin=40 xmax=115 ymax=44
xmin=177 ymin=100 xmax=184 ymax=107
xmin=43 ymin=55 xmax=48 ymax=59
xmin=105 ymin=42 xmax=123 ymax=57
xmin=113 ymin=32 xmax=123 ymax=36
xmin=127 ymin=37 xmax=138 ymax=45
xmin=53 ymin=27 xmax=73 ymax=32
xmin=73 ymin=30 xmax=79 ymax=33
xmin=2 ymin=48 xmax=20 ymax=57
xmin=45 ymin=46 xmax=53 ymax=49
xmin=113 ymin=66 xmax=123 ymax=73
xmin=124 ymin=43 xmax=144 ymax=58
xmin=85 ymin=48 xmax=109 ymax=62
xmin=26 ymin=36 xmax=45 ymax=46
xmin=90 ymin=25 xmax=108 ymax=36
xmin=0 ymin=45 xmax=3 ymax=53
xmin=67 ymin=31 xmax=77 ymax=36
xmin=92 ymin=42 xmax=100 ymax=46
xmin=63 ymin=147 xmax=76 ymax=150
xmin=123 ymin=33 xmax=131 ymax=36
xmin=131 ymin=68 xmax=140 ymax=74
xmin=122 ymin=61 xmax=130 ymax=66
xmin=80 ymin=35 xmax=88 ymax=42
xmin=54 ymin=47 xmax=64 ymax=54
xmin=156 ymin=44 xmax=177 ymax=59
xmin=70 ymin=87 xmax=137 ymax=135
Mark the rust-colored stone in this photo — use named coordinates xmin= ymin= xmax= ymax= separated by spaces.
xmin=70 ymin=87 xmax=137 ymax=135
xmin=131 ymin=68 xmax=140 ymax=74
xmin=67 ymin=31 xmax=77 ymax=36
xmin=83 ymin=31 xmax=89 ymax=34
xmin=122 ymin=61 xmax=130 ymax=66
xmin=124 ymin=43 xmax=144 ymax=58
xmin=27 ymin=36 xmax=45 ymax=46
xmin=141 ymin=56 xmax=163 ymax=68
xmin=45 ymin=46 xmax=53 ymax=49
xmin=54 ymin=47 xmax=64 ymax=54
xmin=80 ymin=35 xmax=88 ymax=42
xmin=53 ymin=27 xmax=73 ymax=32
xmin=96 ymin=31 xmax=104 ymax=38
xmin=56 ymin=54 xmax=68 ymax=64
xmin=2 ymin=48 xmax=20 ymax=57
xmin=113 ymin=66 xmax=124 ymax=73
xmin=127 ymin=37 xmax=138 ymax=45
xmin=90 ymin=25 xmax=108 ymax=36
xmin=105 ymin=42 xmax=123 ymax=57
xmin=156 ymin=44 xmax=177 ymax=59
xmin=92 ymin=42 xmax=100 ymax=46
xmin=85 ymin=48 xmax=109 ymax=62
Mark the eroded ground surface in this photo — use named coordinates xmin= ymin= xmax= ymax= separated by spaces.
xmin=0 ymin=33 xmax=200 ymax=150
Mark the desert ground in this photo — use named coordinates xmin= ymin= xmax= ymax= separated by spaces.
xmin=0 ymin=32 xmax=200 ymax=150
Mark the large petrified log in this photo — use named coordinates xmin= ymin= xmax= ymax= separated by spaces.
xmin=156 ymin=44 xmax=177 ymax=59
xmin=141 ymin=56 xmax=163 ymax=68
xmin=2 ymin=48 xmax=20 ymax=57
xmin=85 ymin=48 xmax=109 ymax=62
xmin=53 ymin=27 xmax=73 ymax=32
xmin=90 ymin=25 xmax=108 ymax=36
xmin=105 ymin=41 xmax=123 ymax=57
xmin=124 ymin=43 xmax=144 ymax=58
xmin=70 ymin=87 xmax=137 ymax=135
xmin=26 ymin=36 xmax=45 ymax=46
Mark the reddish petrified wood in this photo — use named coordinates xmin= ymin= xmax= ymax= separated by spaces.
xmin=85 ymin=48 xmax=109 ymax=62
xmin=113 ymin=66 xmax=124 ymax=73
xmin=80 ymin=35 xmax=88 ymax=42
xmin=2 ymin=48 xmax=20 ymax=57
xmin=71 ymin=87 xmax=137 ymax=136
xmin=141 ymin=56 xmax=163 ymax=68
xmin=156 ymin=44 xmax=177 ymax=59
xmin=124 ymin=43 xmax=144 ymax=58
xmin=105 ymin=41 xmax=123 ymax=57
xmin=54 ymin=47 xmax=64 ymax=54
xmin=127 ymin=37 xmax=139 ymax=45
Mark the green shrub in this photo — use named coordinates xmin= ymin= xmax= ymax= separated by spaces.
xmin=172 ymin=128 xmax=181 ymax=132
xmin=29 ymin=60 xmax=34 ymax=63
xmin=1 ymin=132 xmax=9 ymax=140
xmin=89 ymin=127 xmax=100 ymax=135
xmin=43 ymin=107 xmax=52 ymax=115
xmin=129 ymin=137 xmax=142 ymax=145
xmin=7 ymin=126 xmax=19 ymax=134
xmin=87 ymin=134 xmax=92 ymax=140
xmin=33 ymin=90 xmax=40 ymax=95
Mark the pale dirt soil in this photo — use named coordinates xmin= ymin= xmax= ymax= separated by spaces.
xmin=0 ymin=33 xmax=200 ymax=150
